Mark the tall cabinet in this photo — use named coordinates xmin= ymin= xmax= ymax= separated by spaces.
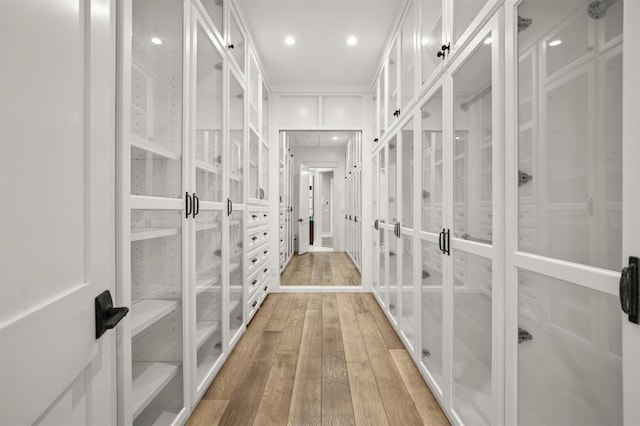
xmin=369 ymin=1 xmax=624 ymax=425
xmin=345 ymin=132 xmax=362 ymax=270
xmin=118 ymin=0 xmax=271 ymax=423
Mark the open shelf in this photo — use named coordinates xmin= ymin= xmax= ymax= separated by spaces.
xmin=131 ymin=299 xmax=178 ymax=336
xmin=132 ymin=361 xmax=180 ymax=419
xmin=131 ymin=227 xmax=179 ymax=242
xmin=196 ymin=321 xmax=220 ymax=348
xmin=131 ymin=136 xmax=180 ymax=161
xmin=195 ymin=160 xmax=222 ymax=175
xmin=134 ymin=407 xmax=179 ymax=426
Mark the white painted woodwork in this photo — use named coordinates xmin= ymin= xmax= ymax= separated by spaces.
xmin=298 ymin=163 xmax=311 ymax=255
xmin=0 ymin=0 xmax=116 ymax=424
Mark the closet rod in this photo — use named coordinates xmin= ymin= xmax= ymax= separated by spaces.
xmin=460 ymin=85 xmax=491 ymax=111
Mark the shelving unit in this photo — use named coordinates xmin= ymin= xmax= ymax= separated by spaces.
xmin=131 ymin=361 xmax=180 ymax=419
xmin=131 ymin=300 xmax=178 ymax=336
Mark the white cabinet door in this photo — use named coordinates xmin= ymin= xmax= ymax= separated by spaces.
xmin=623 ymin=1 xmax=640 ymax=424
xmin=298 ymin=164 xmax=311 ymax=255
xmin=0 ymin=0 xmax=116 ymax=424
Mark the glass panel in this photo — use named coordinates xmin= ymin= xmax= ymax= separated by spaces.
xmin=130 ymin=209 xmax=184 ymax=424
xmin=388 ymin=229 xmax=397 ymax=318
xmin=249 ymin=130 xmax=259 ymax=199
xmin=195 ymin=210 xmax=223 ymax=385
xmin=388 ymin=41 xmax=398 ymax=125
xmin=262 ymin=82 xmax=269 ymax=137
xmin=379 ymin=72 xmax=386 ymax=136
xmin=200 ymin=0 xmax=223 ymax=36
xmin=228 ymin=210 xmax=244 ymax=339
xmin=261 ymin=144 xmax=269 ymax=201
xmin=229 ymin=74 xmax=244 ymax=202
xmin=401 ymin=120 xmax=414 ymax=228
xmin=379 ymin=149 xmax=388 ymax=224
xmin=545 ymin=11 xmax=589 ymax=77
xmin=603 ymin=0 xmax=623 ymax=43
xmin=453 ymin=0 xmax=490 ymax=44
xmin=401 ymin=1 xmax=416 ymax=110
xmin=195 ymin=25 xmax=223 ymax=203
xmin=372 ymin=155 xmax=379 ymax=292
xmin=131 ymin=0 xmax=183 ymax=199
xmin=517 ymin=0 xmax=623 ymax=271
xmin=372 ymin=83 xmax=379 ymax=140
xmin=421 ymin=89 xmax=443 ymax=233
xmin=388 ymin=136 xmax=397 ymax=224
xmin=453 ymin=251 xmax=492 ymax=425
xmin=379 ymin=228 xmax=386 ymax=306
xmin=229 ymin=13 xmax=244 ymax=71
xmin=421 ymin=239 xmax=443 ymax=388
xmin=517 ymin=270 xmax=621 ymax=425
xmin=249 ymin=55 xmax=259 ymax=130
xmin=400 ymin=235 xmax=414 ymax=344
xmin=421 ymin=0 xmax=442 ymax=85
xmin=453 ymin=34 xmax=493 ymax=244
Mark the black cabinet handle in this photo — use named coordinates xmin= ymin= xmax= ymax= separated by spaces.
xmin=228 ymin=44 xmax=235 ymax=50
xmin=193 ymin=193 xmax=199 ymax=217
xmin=252 ymin=279 xmax=258 ymax=286
xmin=439 ymin=229 xmax=444 ymax=253
xmin=264 ymin=286 xmax=268 ymax=291
xmin=263 ymin=214 xmax=268 ymax=218
xmin=444 ymin=229 xmax=450 ymax=256
xmin=252 ymin=236 xmax=258 ymax=241
xmin=186 ymin=192 xmax=192 ymax=218
xmin=95 ymin=290 xmax=129 ymax=339
xmin=227 ymin=198 xmax=233 ymax=216
xmin=264 ymin=250 xmax=268 ymax=254
xmin=252 ymin=301 xmax=258 ymax=308
xmin=621 ymin=257 xmax=639 ymax=324
xmin=264 ymin=268 xmax=268 ymax=273
xmin=252 ymin=258 xmax=258 ymax=263
xmin=252 ymin=214 xmax=258 ymax=219
xmin=264 ymin=232 xmax=268 ymax=236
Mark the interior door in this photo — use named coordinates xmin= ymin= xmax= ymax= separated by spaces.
xmin=0 ymin=1 xmax=116 ymax=424
xmin=298 ymin=163 xmax=311 ymax=254
xmin=623 ymin=1 xmax=640 ymax=423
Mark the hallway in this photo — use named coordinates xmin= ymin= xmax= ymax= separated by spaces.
xmin=281 ymin=253 xmax=361 ymax=286
xmin=187 ymin=293 xmax=448 ymax=425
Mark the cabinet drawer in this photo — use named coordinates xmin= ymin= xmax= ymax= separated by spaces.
xmin=248 ymin=248 xmax=270 ymax=276
xmin=248 ymin=210 xmax=269 ymax=227
xmin=248 ymin=226 xmax=268 ymax=251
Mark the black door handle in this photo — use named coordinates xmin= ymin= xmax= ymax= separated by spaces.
xmin=444 ymin=229 xmax=450 ymax=255
xmin=298 ymin=218 xmax=304 ymax=222
xmin=621 ymin=257 xmax=639 ymax=324
xmin=439 ymin=229 xmax=444 ymax=253
xmin=95 ymin=290 xmax=128 ymax=339
xmin=193 ymin=193 xmax=199 ymax=217
xmin=185 ymin=192 xmax=192 ymax=218
xmin=227 ymin=198 xmax=233 ymax=216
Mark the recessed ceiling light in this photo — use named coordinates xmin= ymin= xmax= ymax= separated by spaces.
xmin=150 ymin=37 xmax=163 ymax=45
xmin=284 ymin=36 xmax=296 ymax=46
xmin=484 ymin=36 xmax=493 ymax=44
xmin=346 ymin=36 xmax=358 ymax=46
xmin=332 ymin=136 xmax=338 ymax=140
xmin=421 ymin=37 xmax=430 ymax=46
xmin=455 ymin=136 xmax=461 ymax=140
xmin=549 ymin=39 xmax=562 ymax=47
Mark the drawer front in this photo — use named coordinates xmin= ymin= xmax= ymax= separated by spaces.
xmin=248 ymin=226 xmax=269 ymax=251
xmin=248 ymin=210 xmax=269 ymax=227
xmin=247 ymin=286 xmax=262 ymax=323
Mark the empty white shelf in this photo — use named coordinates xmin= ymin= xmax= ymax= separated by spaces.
xmin=196 ymin=321 xmax=220 ymax=348
xmin=133 ymin=408 xmax=178 ymax=426
xmin=196 ymin=222 xmax=219 ymax=232
xmin=132 ymin=361 xmax=180 ymax=419
xmin=195 ymin=160 xmax=222 ymax=175
xmin=131 ymin=137 xmax=180 ymax=161
xmin=196 ymin=275 xmax=221 ymax=295
xmin=131 ymin=227 xmax=178 ymax=242
xmin=131 ymin=299 xmax=178 ymax=336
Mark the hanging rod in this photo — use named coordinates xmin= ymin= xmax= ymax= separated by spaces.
xmin=460 ymin=85 xmax=492 ymax=112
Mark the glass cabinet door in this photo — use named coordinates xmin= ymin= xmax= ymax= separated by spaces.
xmin=262 ymin=81 xmax=269 ymax=138
xmin=130 ymin=0 xmax=183 ymax=200
xmin=400 ymin=234 xmax=414 ymax=345
xmin=261 ymin=143 xmax=269 ymax=201
xmin=401 ymin=119 xmax=414 ymax=229
xmin=194 ymin=211 xmax=223 ymax=387
xmin=421 ymin=0 xmax=443 ymax=86
xmin=453 ymin=0 xmax=492 ymax=44
xmin=249 ymin=52 xmax=259 ymax=130
xmin=372 ymin=82 xmax=379 ymax=141
xmin=401 ymin=0 xmax=416 ymax=110
xmin=249 ymin=131 xmax=259 ymax=200
xmin=388 ymin=40 xmax=399 ymax=126
xmin=227 ymin=210 xmax=244 ymax=342
xmin=379 ymin=69 xmax=387 ymax=137
xmin=228 ymin=73 xmax=244 ymax=203
xmin=200 ymin=0 xmax=223 ymax=38
xmin=195 ymin=24 xmax=223 ymax=203
xmin=421 ymin=239 xmax=443 ymax=390
xmin=130 ymin=209 xmax=185 ymax=425
xmin=372 ymin=154 xmax=380 ymax=295
xmin=421 ymin=88 xmax=443 ymax=234
xmin=228 ymin=11 xmax=245 ymax=72
xmin=388 ymin=135 xmax=398 ymax=224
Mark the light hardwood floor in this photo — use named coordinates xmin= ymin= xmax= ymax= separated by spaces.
xmin=281 ymin=252 xmax=360 ymax=286
xmin=187 ymin=293 xmax=449 ymax=426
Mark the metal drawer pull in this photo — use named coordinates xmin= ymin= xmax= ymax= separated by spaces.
xmin=252 ymin=258 xmax=258 ymax=263
xmin=252 ymin=301 xmax=258 ymax=308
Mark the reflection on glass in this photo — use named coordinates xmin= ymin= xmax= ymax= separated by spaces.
xmin=373 ymin=155 xmax=379 ymax=294
xmin=379 ymin=228 xmax=386 ymax=306
xmin=421 ymin=0 xmax=442 ymax=85
xmin=453 ymin=36 xmax=493 ymax=244
xmin=249 ymin=55 xmax=259 ymax=130
xmin=400 ymin=235 xmax=414 ymax=345
xmin=249 ymin=131 xmax=259 ymax=199
xmin=228 ymin=211 xmax=244 ymax=339
xmin=421 ymin=240 xmax=443 ymax=388
xmin=229 ymin=13 xmax=244 ymax=71
xmin=401 ymin=0 xmax=416 ymax=109
xmin=388 ymin=42 xmax=398 ymax=125
xmin=388 ymin=229 xmax=398 ymax=318
xmin=453 ymin=0 xmax=490 ymax=43
xmin=201 ymin=0 xmax=223 ymax=35
xmin=453 ymin=251 xmax=492 ymax=425
xmin=195 ymin=211 xmax=223 ymax=385
xmin=518 ymin=270 xmax=621 ymax=425
xmin=388 ymin=136 xmax=397 ymax=224
xmin=261 ymin=144 xmax=269 ymax=201
xmin=131 ymin=0 xmax=183 ymax=199
xmin=262 ymin=82 xmax=269 ymax=137
xmin=421 ymin=89 xmax=443 ymax=233
xmin=379 ymin=72 xmax=386 ymax=136
xmin=401 ymin=119 xmax=414 ymax=228
xmin=517 ymin=0 xmax=623 ymax=271
xmin=195 ymin=26 xmax=223 ymax=202
xmin=229 ymin=74 xmax=244 ymax=202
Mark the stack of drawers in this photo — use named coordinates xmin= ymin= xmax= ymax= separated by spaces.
xmin=279 ymin=208 xmax=286 ymax=271
xmin=246 ymin=207 xmax=271 ymax=322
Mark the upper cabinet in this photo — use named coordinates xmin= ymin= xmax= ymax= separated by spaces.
xmin=228 ymin=9 xmax=245 ymax=74
xmin=421 ymin=0 xmax=443 ymax=86
xmin=199 ymin=0 xmax=224 ymax=41
xmin=387 ymin=38 xmax=399 ymax=127
xmin=401 ymin=0 xmax=417 ymax=111
xmin=452 ymin=0 xmax=492 ymax=45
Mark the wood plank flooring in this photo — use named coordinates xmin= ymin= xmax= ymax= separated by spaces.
xmin=188 ymin=293 xmax=449 ymax=426
xmin=281 ymin=252 xmax=360 ymax=286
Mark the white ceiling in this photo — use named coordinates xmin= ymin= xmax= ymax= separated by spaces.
xmin=237 ymin=0 xmax=406 ymax=90
xmin=289 ymin=131 xmax=356 ymax=148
